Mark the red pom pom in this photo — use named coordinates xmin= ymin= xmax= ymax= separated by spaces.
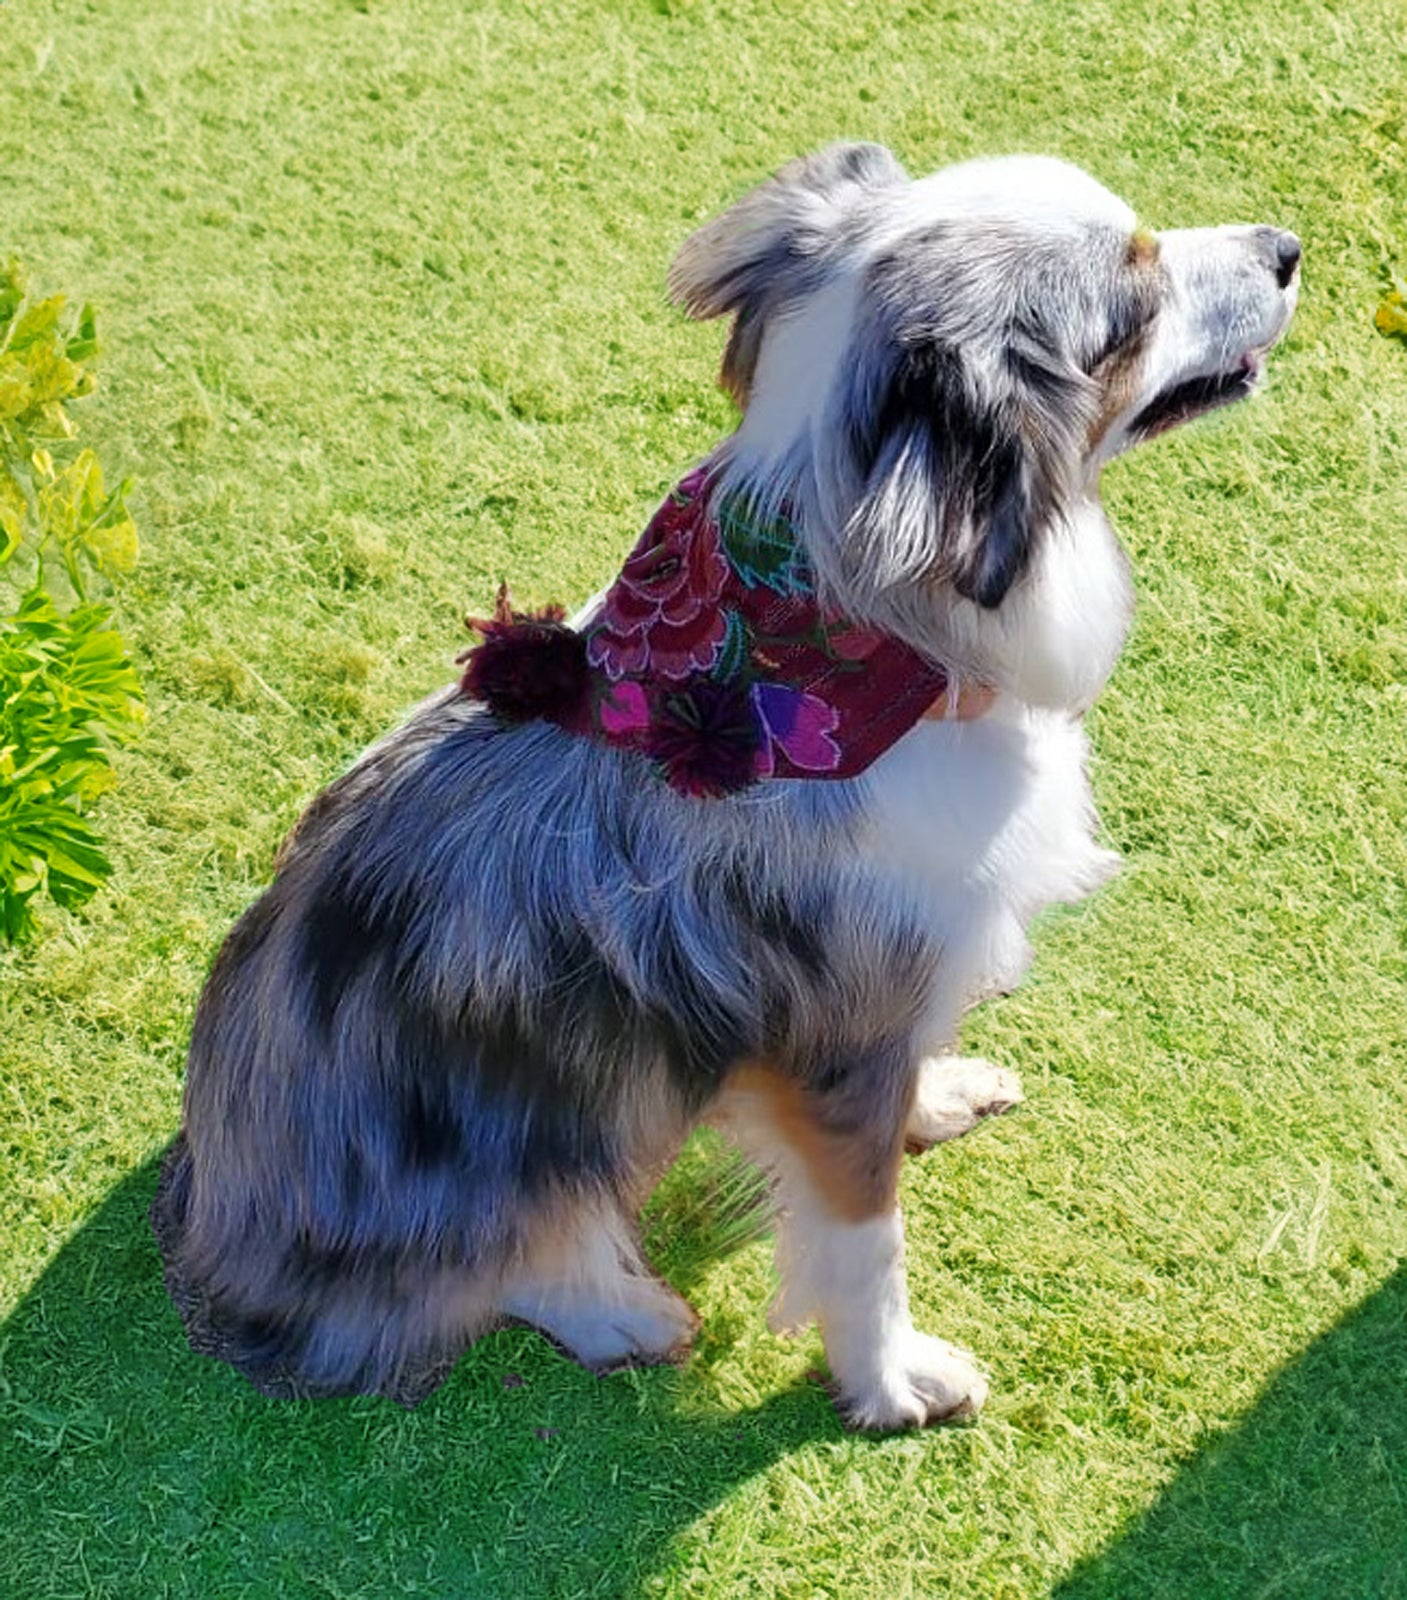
xmin=459 ymin=585 xmax=588 ymax=723
xmin=647 ymin=679 xmax=760 ymax=797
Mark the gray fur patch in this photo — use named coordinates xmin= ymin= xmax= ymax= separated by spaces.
xmin=669 ymin=142 xmax=907 ymax=401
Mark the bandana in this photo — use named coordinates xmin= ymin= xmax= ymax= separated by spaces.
xmin=461 ymin=466 xmax=972 ymax=797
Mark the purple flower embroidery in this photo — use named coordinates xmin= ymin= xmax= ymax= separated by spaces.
xmin=750 ymin=682 xmax=841 ymax=778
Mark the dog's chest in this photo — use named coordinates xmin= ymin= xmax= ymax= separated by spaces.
xmin=856 ymin=704 xmax=1119 ymax=965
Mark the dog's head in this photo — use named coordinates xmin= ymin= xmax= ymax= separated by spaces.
xmin=670 ymin=145 xmax=1298 ymax=640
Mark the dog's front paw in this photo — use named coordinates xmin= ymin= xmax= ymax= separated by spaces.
xmin=905 ymin=1055 xmax=1023 ymax=1152
xmin=837 ymin=1331 xmax=988 ymax=1431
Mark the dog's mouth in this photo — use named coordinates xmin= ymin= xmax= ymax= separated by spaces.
xmin=1128 ymin=349 xmax=1265 ymax=440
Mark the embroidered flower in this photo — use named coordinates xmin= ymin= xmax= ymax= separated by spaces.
xmin=588 ymin=480 xmax=729 ymax=681
xmin=597 ymin=678 xmax=650 ymax=737
xmin=750 ymin=683 xmax=841 ymax=778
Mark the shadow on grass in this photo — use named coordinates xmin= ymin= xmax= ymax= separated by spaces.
xmin=0 ymin=1155 xmax=833 ymax=1600
xmin=1055 ymin=1265 xmax=1407 ymax=1600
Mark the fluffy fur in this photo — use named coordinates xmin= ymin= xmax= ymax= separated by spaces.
xmin=152 ymin=145 xmax=1298 ymax=1428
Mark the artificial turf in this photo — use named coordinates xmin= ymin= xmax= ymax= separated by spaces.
xmin=2 ymin=0 xmax=1406 ymax=1595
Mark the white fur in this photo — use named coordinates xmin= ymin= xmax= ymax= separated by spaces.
xmin=925 ymin=501 xmax=1137 ymax=712
xmin=732 ymin=271 xmax=864 ymax=469
xmin=857 ymin=694 xmax=1121 ymax=1055
xmin=498 ymin=1200 xmax=698 ymax=1371
xmin=799 ymin=1210 xmax=988 ymax=1431
xmin=708 ymin=1079 xmax=987 ymax=1429
xmin=907 ymin=1056 xmax=1024 ymax=1149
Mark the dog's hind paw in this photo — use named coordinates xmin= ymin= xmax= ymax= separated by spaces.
xmin=501 ymin=1278 xmax=700 ymax=1374
xmin=838 ymin=1332 xmax=989 ymax=1431
xmin=905 ymin=1055 xmax=1023 ymax=1152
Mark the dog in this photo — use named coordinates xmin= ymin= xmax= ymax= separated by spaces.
xmin=152 ymin=144 xmax=1298 ymax=1429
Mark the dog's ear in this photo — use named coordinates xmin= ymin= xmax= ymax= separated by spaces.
xmin=835 ymin=331 xmax=1092 ymax=612
xmin=668 ymin=143 xmax=907 ymax=403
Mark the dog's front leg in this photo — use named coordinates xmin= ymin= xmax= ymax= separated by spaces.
xmin=904 ymin=1054 xmax=1023 ymax=1152
xmin=712 ymin=1057 xmax=987 ymax=1430
xmin=785 ymin=1202 xmax=988 ymax=1431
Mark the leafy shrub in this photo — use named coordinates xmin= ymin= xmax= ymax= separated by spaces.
xmin=0 ymin=261 xmax=144 ymax=945
xmin=1377 ymin=275 xmax=1407 ymax=342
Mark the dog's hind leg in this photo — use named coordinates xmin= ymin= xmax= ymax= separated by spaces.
xmin=711 ymin=1055 xmax=988 ymax=1431
xmin=497 ymin=1196 xmax=699 ymax=1372
xmin=904 ymin=1054 xmax=1023 ymax=1152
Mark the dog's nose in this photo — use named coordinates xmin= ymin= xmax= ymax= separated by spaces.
xmin=1269 ymin=230 xmax=1301 ymax=289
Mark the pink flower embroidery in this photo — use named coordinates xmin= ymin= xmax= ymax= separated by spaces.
xmin=587 ymin=479 xmax=730 ymax=681
xmin=597 ymin=679 xmax=650 ymax=736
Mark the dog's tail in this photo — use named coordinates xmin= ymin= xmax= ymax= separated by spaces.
xmin=150 ymin=1131 xmax=480 ymax=1405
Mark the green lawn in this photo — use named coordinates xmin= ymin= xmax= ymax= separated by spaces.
xmin=3 ymin=1 xmax=1406 ymax=1595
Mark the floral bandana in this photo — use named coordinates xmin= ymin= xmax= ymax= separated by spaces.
xmin=462 ymin=466 xmax=967 ymax=798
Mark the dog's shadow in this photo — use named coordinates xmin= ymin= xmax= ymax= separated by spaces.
xmin=1 ymin=1152 xmax=832 ymax=1598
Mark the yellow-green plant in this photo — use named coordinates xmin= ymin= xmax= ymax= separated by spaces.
xmin=1377 ymin=273 xmax=1407 ymax=342
xmin=0 ymin=261 xmax=143 ymax=944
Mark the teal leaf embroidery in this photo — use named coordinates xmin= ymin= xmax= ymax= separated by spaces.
xmin=710 ymin=608 xmax=752 ymax=683
xmin=716 ymin=494 xmax=812 ymax=596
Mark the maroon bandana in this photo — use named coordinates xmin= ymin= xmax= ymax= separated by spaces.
xmin=461 ymin=466 xmax=964 ymax=797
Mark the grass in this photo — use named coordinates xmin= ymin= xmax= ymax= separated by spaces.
xmin=2 ymin=0 xmax=1406 ymax=1594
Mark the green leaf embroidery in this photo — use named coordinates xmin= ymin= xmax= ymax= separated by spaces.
xmin=716 ymin=493 xmax=812 ymax=597
xmin=710 ymin=608 xmax=752 ymax=684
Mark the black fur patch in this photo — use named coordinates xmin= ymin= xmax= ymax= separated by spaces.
xmin=720 ymin=865 xmax=832 ymax=984
xmin=300 ymin=870 xmax=413 ymax=1036
xmin=395 ymin=1071 xmax=463 ymax=1169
